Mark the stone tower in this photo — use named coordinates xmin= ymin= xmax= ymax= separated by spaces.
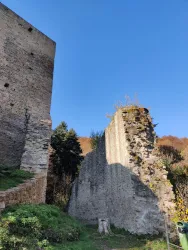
xmin=0 ymin=3 xmax=55 ymax=177
xmin=68 ymin=107 xmax=175 ymax=234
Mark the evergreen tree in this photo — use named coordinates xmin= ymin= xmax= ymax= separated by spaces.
xmin=51 ymin=122 xmax=83 ymax=179
xmin=90 ymin=130 xmax=104 ymax=150
xmin=48 ymin=122 xmax=83 ymax=207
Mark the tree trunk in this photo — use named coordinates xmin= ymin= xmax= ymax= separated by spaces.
xmin=98 ymin=218 xmax=111 ymax=234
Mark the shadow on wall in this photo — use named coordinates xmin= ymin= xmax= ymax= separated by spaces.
xmin=68 ymin=138 xmax=165 ymax=235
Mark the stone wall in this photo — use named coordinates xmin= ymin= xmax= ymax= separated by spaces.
xmin=0 ymin=3 xmax=55 ymax=172
xmin=0 ymin=174 xmax=47 ymax=211
xmin=0 ymin=3 xmax=56 ymax=206
xmin=68 ymin=107 xmax=175 ymax=235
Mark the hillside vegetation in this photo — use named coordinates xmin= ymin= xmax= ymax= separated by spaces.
xmin=78 ymin=137 xmax=92 ymax=156
xmin=78 ymin=136 xmax=188 ymax=156
xmin=0 ymin=204 xmax=94 ymax=250
xmin=157 ymin=136 xmax=188 ymax=151
xmin=0 ymin=204 xmax=172 ymax=250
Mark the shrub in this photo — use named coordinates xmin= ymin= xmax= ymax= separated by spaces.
xmin=158 ymin=145 xmax=188 ymax=223
xmin=173 ymin=192 xmax=188 ymax=223
xmin=171 ymin=164 xmax=188 ymax=177
xmin=106 ymin=94 xmax=145 ymax=120
xmin=0 ymin=204 xmax=82 ymax=250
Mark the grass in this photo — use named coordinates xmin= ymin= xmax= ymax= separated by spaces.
xmin=0 ymin=168 xmax=34 ymax=191
xmin=40 ymin=225 xmax=172 ymax=250
xmin=0 ymin=204 xmax=178 ymax=250
xmin=85 ymin=226 xmax=176 ymax=250
xmin=51 ymin=225 xmax=176 ymax=250
xmin=49 ymin=232 xmax=97 ymax=250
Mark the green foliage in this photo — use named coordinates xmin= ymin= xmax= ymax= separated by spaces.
xmin=51 ymin=122 xmax=83 ymax=178
xmin=0 ymin=167 xmax=34 ymax=191
xmin=0 ymin=204 xmax=83 ymax=250
xmin=48 ymin=122 xmax=83 ymax=208
xmin=0 ymin=165 xmax=14 ymax=177
xmin=47 ymin=232 xmax=97 ymax=250
xmin=0 ymin=205 xmax=175 ymax=250
xmin=158 ymin=145 xmax=188 ymax=222
xmin=90 ymin=131 xmax=104 ymax=150
xmin=9 ymin=169 xmax=34 ymax=179
xmin=84 ymin=225 xmax=171 ymax=250
xmin=171 ymin=165 xmax=188 ymax=177
xmin=158 ymin=145 xmax=183 ymax=168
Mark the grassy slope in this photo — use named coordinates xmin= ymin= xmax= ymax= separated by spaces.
xmin=0 ymin=204 xmax=177 ymax=250
xmin=0 ymin=169 xmax=34 ymax=191
xmin=84 ymin=226 xmax=175 ymax=250
xmin=49 ymin=225 xmax=174 ymax=250
xmin=50 ymin=232 xmax=97 ymax=250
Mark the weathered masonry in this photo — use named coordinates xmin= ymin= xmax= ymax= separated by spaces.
xmin=0 ymin=3 xmax=56 ymax=201
xmin=68 ymin=107 xmax=175 ymax=235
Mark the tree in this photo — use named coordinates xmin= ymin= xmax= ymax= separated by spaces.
xmin=157 ymin=136 xmax=188 ymax=151
xmin=158 ymin=145 xmax=183 ymax=168
xmin=90 ymin=130 xmax=104 ymax=150
xmin=157 ymin=143 xmax=188 ymax=222
xmin=51 ymin=122 xmax=83 ymax=179
xmin=47 ymin=122 xmax=83 ymax=208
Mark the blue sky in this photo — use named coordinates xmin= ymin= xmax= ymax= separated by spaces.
xmin=1 ymin=0 xmax=188 ymax=137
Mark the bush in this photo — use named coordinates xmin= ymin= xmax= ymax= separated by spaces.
xmin=171 ymin=164 xmax=188 ymax=177
xmin=158 ymin=146 xmax=188 ymax=223
xmin=0 ymin=204 xmax=82 ymax=250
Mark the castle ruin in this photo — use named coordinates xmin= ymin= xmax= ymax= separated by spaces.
xmin=0 ymin=4 xmax=176 ymax=235
xmin=68 ymin=107 xmax=175 ymax=235
xmin=0 ymin=3 xmax=55 ymax=202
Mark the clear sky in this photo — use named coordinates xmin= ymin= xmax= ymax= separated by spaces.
xmin=1 ymin=0 xmax=188 ymax=137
